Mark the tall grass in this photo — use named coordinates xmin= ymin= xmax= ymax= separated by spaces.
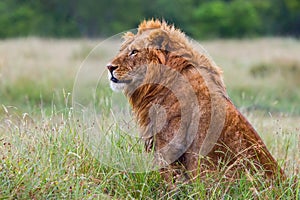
xmin=0 ymin=37 xmax=299 ymax=199
xmin=1 ymin=97 xmax=299 ymax=199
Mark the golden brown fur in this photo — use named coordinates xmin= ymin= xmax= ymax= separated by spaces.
xmin=107 ymin=19 xmax=285 ymax=184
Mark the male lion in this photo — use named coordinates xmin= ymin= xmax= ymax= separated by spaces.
xmin=107 ymin=19 xmax=284 ymax=184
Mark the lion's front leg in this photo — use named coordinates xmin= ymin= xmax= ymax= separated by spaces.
xmin=159 ymin=161 xmax=190 ymax=190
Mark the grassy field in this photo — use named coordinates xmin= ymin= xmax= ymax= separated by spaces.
xmin=0 ymin=37 xmax=299 ymax=199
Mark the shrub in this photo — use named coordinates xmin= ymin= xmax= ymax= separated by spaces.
xmin=192 ymin=0 xmax=261 ymax=38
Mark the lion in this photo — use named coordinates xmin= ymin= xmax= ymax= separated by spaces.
xmin=107 ymin=19 xmax=285 ymax=184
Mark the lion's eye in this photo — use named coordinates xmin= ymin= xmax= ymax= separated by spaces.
xmin=129 ymin=49 xmax=139 ymax=57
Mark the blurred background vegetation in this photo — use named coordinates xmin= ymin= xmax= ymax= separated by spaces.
xmin=0 ymin=0 xmax=300 ymax=39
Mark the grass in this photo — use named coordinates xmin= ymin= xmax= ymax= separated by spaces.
xmin=1 ymin=108 xmax=299 ymax=199
xmin=0 ymin=37 xmax=300 ymax=199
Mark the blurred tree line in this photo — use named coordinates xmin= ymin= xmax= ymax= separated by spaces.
xmin=0 ymin=0 xmax=299 ymax=39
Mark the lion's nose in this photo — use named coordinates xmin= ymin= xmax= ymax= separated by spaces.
xmin=107 ymin=64 xmax=118 ymax=72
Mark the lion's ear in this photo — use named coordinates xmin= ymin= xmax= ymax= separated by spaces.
xmin=148 ymin=30 xmax=169 ymax=50
xmin=122 ymin=31 xmax=134 ymax=40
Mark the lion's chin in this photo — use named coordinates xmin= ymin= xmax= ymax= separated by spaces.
xmin=108 ymin=71 xmax=131 ymax=92
xmin=109 ymin=81 xmax=127 ymax=92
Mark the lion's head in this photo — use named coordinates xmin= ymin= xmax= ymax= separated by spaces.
xmin=107 ymin=19 xmax=218 ymax=92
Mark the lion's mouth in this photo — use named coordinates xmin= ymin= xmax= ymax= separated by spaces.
xmin=110 ymin=75 xmax=132 ymax=84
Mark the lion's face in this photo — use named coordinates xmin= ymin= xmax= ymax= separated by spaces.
xmin=107 ymin=30 xmax=169 ymax=92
